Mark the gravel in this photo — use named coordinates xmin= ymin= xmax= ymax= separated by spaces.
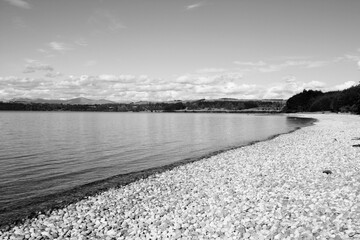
xmin=1 ymin=113 xmax=359 ymax=240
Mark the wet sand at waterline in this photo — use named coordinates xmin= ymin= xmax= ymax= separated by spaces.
xmin=1 ymin=114 xmax=360 ymax=239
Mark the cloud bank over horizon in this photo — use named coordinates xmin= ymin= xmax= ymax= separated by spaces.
xmin=0 ymin=72 xmax=357 ymax=102
xmin=1 ymin=52 xmax=358 ymax=102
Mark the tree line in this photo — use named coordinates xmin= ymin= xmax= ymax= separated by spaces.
xmin=0 ymin=99 xmax=284 ymax=112
xmin=285 ymin=84 xmax=360 ymax=114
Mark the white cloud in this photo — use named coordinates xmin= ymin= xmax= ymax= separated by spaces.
xmin=330 ymin=81 xmax=356 ymax=91
xmin=344 ymin=54 xmax=360 ymax=61
xmin=37 ymin=48 xmax=55 ymax=58
xmin=283 ymin=76 xmax=296 ymax=83
xmin=0 ymin=70 xmax=356 ymax=102
xmin=304 ymin=81 xmax=326 ymax=90
xmin=1 ymin=73 xmax=250 ymax=101
xmin=175 ymin=72 xmax=243 ymax=86
xmin=75 ymin=39 xmax=88 ymax=47
xmin=24 ymin=59 xmax=37 ymax=63
xmin=233 ymin=59 xmax=329 ymax=73
xmin=0 ymin=76 xmax=56 ymax=100
xmin=84 ymin=60 xmax=97 ymax=67
xmin=44 ymin=72 xmax=62 ymax=78
xmin=235 ymin=53 xmax=360 ymax=74
xmin=264 ymin=82 xmax=300 ymax=99
xmin=263 ymin=79 xmax=357 ymax=99
xmin=49 ymin=41 xmax=72 ymax=52
xmin=272 ymin=56 xmax=314 ymax=61
xmin=37 ymin=49 xmax=48 ymax=54
xmin=23 ymin=60 xmax=54 ymax=73
xmin=260 ymin=60 xmax=328 ymax=73
xmin=98 ymin=74 xmax=120 ymax=81
xmin=263 ymin=79 xmax=327 ymax=99
xmin=339 ymin=54 xmax=360 ymax=70
xmin=233 ymin=61 xmax=267 ymax=67
xmin=89 ymin=10 xmax=126 ymax=33
xmin=3 ymin=0 xmax=30 ymax=9
xmin=186 ymin=2 xmax=204 ymax=10
xmin=106 ymin=17 xmax=126 ymax=32
xmin=196 ymin=68 xmax=226 ymax=74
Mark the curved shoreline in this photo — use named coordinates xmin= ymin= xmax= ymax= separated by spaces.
xmin=3 ymin=114 xmax=360 ymax=239
xmin=0 ymin=116 xmax=315 ymax=229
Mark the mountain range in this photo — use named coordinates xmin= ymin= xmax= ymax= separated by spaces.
xmin=9 ymin=97 xmax=116 ymax=105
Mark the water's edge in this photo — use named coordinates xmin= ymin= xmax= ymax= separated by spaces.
xmin=0 ymin=116 xmax=316 ymax=229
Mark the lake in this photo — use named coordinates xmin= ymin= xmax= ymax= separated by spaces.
xmin=0 ymin=111 xmax=313 ymax=226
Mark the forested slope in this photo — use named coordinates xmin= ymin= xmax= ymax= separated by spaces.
xmin=285 ymin=84 xmax=360 ymax=114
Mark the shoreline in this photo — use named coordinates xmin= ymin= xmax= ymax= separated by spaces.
xmin=2 ymin=114 xmax=360 ymax=239
xmin=0 ymin=116 xmax=314 ymax=229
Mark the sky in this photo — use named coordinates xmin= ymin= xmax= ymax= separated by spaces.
xmin=0 ymin=0 xmax=360 ymax=102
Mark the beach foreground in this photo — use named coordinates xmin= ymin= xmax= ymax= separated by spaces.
xmin=1 ymin=114 xmax=360 ymax=240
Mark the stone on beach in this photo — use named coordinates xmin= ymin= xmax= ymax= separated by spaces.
xmin=1 ymin=114 xmax=360 ymax=239
xmin=322 ymin=170 xmax=332 ymax=175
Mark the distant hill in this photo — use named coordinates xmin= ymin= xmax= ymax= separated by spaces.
xmin=285 ymin=84 xmax=360 ymax=114
xmin=63 ymin=97 xmax=116 ymax=105
xmin=10 ymin=97 xmax=116 ymax=105
xmin=10 ymin=98 xmax=63 ymax=104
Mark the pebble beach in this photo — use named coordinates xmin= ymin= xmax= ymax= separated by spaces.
xmin=1 ymin=113 xmax=360 ymax=240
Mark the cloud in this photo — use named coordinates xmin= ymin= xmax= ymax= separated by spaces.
xmin=3 ymin=0 xmax=30 ymax=9
xmin=338 ymin=54 xmax=360 ymax=69
xmin=36 ymin=48 xmax=55 ymax=58
xmin=1 ymin=73 xmax=248 ymax=101
xmin=49 ymin=41 xmax=72 ymax=52
xmin=271 ymin=56 xmax=314 ymax=61
xmin=106 ymin=15 xmax=126 ymax=32
xmin=283 ymin=76 xmax=296 ymax=83
xmin=75 ymin=39 xmax=88 ymax=47
xmin=343 ymin=54 xmax=360 ymax=62
xmin=235 ymin=53 xmax=360 ymax=74
xmin=0 ymin=70 xmax=356 ymax=102
xmin=263 ymin=80 xmax=327 ymax=99
xmin=234 ymin=59 xmax=330 ymax=73
xmin=0 ymin=76 xmax=56 ymax=99
xmin=23 ymin=60 xmax=54 ymax=73
xmin=44 ymin=72 xmax=62 ymax=78
xmin=330 ymin=81 xmax=356 ymax=91
xmin=84 ymin=60 xmax=97 ymax=67
xmin=175 ymin=72 xmax=243 ymax=85
xmin=186 ymin=2 xmax=204 ymax=10
xmin=89 ymin=10 xmax=126 ymax=33
xmin=304 ymin=81 xmax=326 ymax=90
xmin=196 ymin=68 xmax=226 ymax=74
xmin=263 ymin=79 xmax=357 ymax=99
xmin=37 ymin=49 xmax=48 ymax=54
xmin=259 ymin=60 xmax=328 ymax=73
xmin=233 ymin=61 xmax=267 ymax=67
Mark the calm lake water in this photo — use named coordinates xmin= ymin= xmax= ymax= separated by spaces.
xmin=0 ymin=111 xmax=312 ymax=225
